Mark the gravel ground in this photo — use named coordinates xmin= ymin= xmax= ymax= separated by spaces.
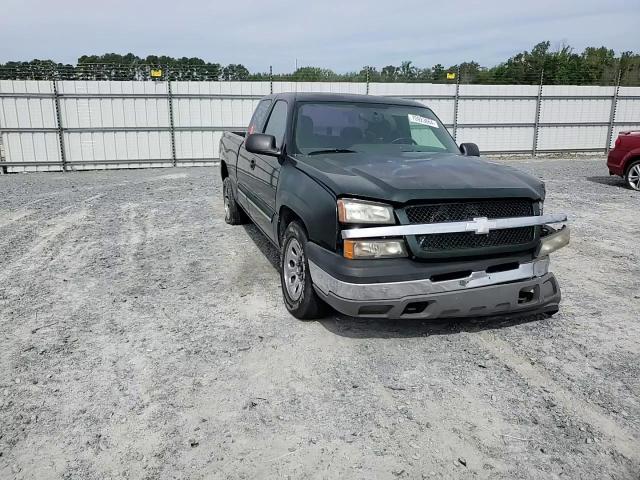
xmin=0 ymin=156 xmax=639 ymax=480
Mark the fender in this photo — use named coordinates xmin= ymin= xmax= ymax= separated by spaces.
xmin=623 ymin=147 xmax=640 ymax=173
xmin=219 ymin=133 xmax=245 ymax=199
xmin=275 ymin=159 xmax=338 ymax=251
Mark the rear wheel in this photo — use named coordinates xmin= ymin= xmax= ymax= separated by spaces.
xmin=280 ymin=221 xmax=327 ymax=320
xmin=223 ymin=177 xmax=247 ymax=225
xmin=625 ymin=160 xmax=640 ymax=191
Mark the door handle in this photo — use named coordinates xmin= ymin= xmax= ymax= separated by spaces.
xmin=250 ymin=159 xmax=256 ymax=170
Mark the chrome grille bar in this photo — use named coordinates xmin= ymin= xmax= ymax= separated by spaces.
xmin=341 ymin=213 xmax=567 ymax=240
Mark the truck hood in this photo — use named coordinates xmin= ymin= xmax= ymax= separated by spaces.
xmin=291 ymin=151 xmax=545 ymax=203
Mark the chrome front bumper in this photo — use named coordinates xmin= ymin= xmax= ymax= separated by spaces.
xmin=309 ymin=257 xmax=561 ymax=319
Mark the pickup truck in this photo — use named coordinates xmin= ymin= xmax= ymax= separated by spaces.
xmin=219 ymin=93 xmax=569 ymax=320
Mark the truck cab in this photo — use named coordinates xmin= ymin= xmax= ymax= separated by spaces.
xmin=220 ymin=93 xmax=569 ymax=320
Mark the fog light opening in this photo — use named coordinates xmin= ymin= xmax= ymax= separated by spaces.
xmin=402 ymin=302 xmax=430 ymax=315
xmin=518 ymin=286 xmax=538 ymax=304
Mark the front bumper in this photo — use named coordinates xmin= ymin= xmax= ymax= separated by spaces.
xmin=309 ymin=256 xmax=560 ymax=319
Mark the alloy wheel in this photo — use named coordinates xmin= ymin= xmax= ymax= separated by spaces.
xmin=628 ymin=164 xmax=640 ymax=191
xmin=283 ymin=238 xmax=305 ymax=301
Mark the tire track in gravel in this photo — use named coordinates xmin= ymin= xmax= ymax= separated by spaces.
xmin=0 ymin=208 xmax=35 ymax=229
xmin=473 ymin=331 xmax=640 ymax=463
xmin=0 ymin=208 xmax=88 ymax=283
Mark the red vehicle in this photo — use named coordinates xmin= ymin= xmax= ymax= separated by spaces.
xmin=608 ymin=131 xmax=640 ymax=191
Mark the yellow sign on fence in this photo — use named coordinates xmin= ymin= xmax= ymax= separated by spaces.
xmin=150 ymin=69 xmax=163 ymax=78
xmin=446 ymin=72 xmax=456 ymax=80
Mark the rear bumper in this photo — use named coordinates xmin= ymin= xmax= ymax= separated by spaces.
xmin=309 ymin=256 xmax=560 ymax=319
xmin=607 ymin=148 xmax=627 ymax=176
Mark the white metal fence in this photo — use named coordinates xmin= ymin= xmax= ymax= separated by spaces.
xmin=1 ymin=80 xmax=639 ymax=173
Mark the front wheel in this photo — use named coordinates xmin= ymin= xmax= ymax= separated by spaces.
xmin=280 ymin=221 xmax=327 ymax=320
xmin=625 ymin=160 xmax=640 ymax=191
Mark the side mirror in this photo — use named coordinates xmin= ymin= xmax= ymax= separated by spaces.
xmin=245 ymin=133 xmax=280 ymax=157
xmin=459 ymin=143 xmax=480 ymax=157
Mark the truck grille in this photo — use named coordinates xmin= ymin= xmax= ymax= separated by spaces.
xmin=404 ymin=199 xmax=535 ymax=255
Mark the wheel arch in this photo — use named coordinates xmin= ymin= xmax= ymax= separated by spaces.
xmin=624 ymin=155 xmax=640 ymax=176
xmin=276 ymin=164 xmax=338 ymax=250
xmin=278 ymin=205 xmax=308 ymax=245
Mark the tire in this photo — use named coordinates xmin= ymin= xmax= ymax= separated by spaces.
xmin=223 ymin=177 xmax=247 ymax=225
xmin=280 ymin=221 xmax=327 ymax=320
xmin=625 ymin=160 xmax=640 ymax=191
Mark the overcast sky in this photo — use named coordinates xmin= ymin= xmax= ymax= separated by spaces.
xmin=1 ymin=0 xmax=639 ymax=72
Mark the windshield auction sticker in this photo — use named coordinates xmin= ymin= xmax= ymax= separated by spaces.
xmin=408 ymin=114 xmax=439 ymax=128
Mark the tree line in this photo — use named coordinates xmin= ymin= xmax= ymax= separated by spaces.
xmin=1 ymin=42 xmax=638 ymax=85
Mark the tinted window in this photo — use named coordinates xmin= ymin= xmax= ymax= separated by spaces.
xmin=263 ymin=101 xmax=288 ymax=149
xmin=248 ymin=99 xmax=272 ymax=134
xmin=293 ymin=102 xmax=459 ymax=155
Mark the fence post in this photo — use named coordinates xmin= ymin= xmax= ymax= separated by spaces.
xmin=452 ymin=66 xmax=461 ymax=140
xmin=365 ymin=66 xmax=370 ymax=95
xmin=605 ymin=70 xmax=621 ymax=154
xmin=269 ymin=65 xmax=273 ymax=94
xmin=532 ymin=69 xmax=544 ymax=156
xmin=167 ymin=67 xmax=177 ymax=167
xmin=52 ymin=77 xmax=68 ymax=172
xmin=0 ymin=134 xmax=5 ymax=175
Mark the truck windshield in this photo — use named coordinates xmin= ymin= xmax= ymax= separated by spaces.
xmin=292 ymin=102 xmax=459 ymax=155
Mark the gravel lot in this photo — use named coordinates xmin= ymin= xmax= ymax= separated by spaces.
xmin=1 ymin=156 xmax=639 ymax=479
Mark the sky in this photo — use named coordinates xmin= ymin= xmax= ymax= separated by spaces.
xmin=1 ymin=0 xmax=639 ymax=73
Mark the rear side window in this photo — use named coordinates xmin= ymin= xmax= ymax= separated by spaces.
xmin=248 ymin=99 xmax=272 ymax=134
xmin=263 ymin=100 xmax=288 ymax=149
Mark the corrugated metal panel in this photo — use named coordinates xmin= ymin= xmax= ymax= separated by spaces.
xmin=542 ymin=85 xmax=615 ymax=97
xmin=175 ymin=131 xmax=222 ymax=161
xmin=57 ymin=80 xmax=168 ymax=95
xmin=368 ymin=83 xmax=456 ymax=96
xmin=3 ymin=132 xmax=62 ymax=172
xmin=172 ymin=81 xmax=269 ymax=96
xmin=618 ymin=87 xmax=640 ymax=97
xmin=2 ymin=80 xmax=640 ymax=170
xmin=0 ymin=80 xmax=53 ymax=94
xmin=539 ymin=99 xmax=611 ymax=123
xmin=460 ymin=84 xmax=539 ymax=96
xmin=457 ymin=127 xmax=534 ymax=152
xmin=59 ymin=97 xmax=170 ymax=128
xmin=174 ymin=98 xmax=256 ymax=128
xmin=537 ymin=125 xmax=608 ymax=150
xmin=614 ymin=99 xmax=640 ymax=124
xmin=0 ymin=97 xmax=57 ymax=128
xmin=63 ymin=131 xmax=172 ymax=170
xmin=272 ymin=82 xmax=366 ymax=94
xmin=458 ymin=99 xmax=536 ymax=124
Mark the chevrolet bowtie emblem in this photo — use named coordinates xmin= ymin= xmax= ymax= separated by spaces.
xmin=470 ymin=217 xmax=496 ymax=234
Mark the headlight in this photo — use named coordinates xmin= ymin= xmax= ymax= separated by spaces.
xmin=337 ymin=198 xmax=395 ymax=224
xmin=537 ymin=200 xmax=544 ymax=215
xmin=538 ymin=226 xmax=570 ymax=257
xmin=343 ymin=239 xmax=407 ymax=259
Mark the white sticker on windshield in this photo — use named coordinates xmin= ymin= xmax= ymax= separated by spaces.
xmin=408 ymin=114 xmax=439 ymax=128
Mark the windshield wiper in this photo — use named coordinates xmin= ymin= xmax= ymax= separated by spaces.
xmin=306 ymin=148 xmax=357 ymax=156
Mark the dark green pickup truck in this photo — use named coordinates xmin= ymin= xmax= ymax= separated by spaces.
xmin=219 ymin=92 xmax=569 ymax=320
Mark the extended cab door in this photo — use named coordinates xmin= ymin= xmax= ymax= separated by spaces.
xmin=237 ymin=98 xmax=272 ymax=224
xmin=240 ymin=100 xmax=288 ymax=237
